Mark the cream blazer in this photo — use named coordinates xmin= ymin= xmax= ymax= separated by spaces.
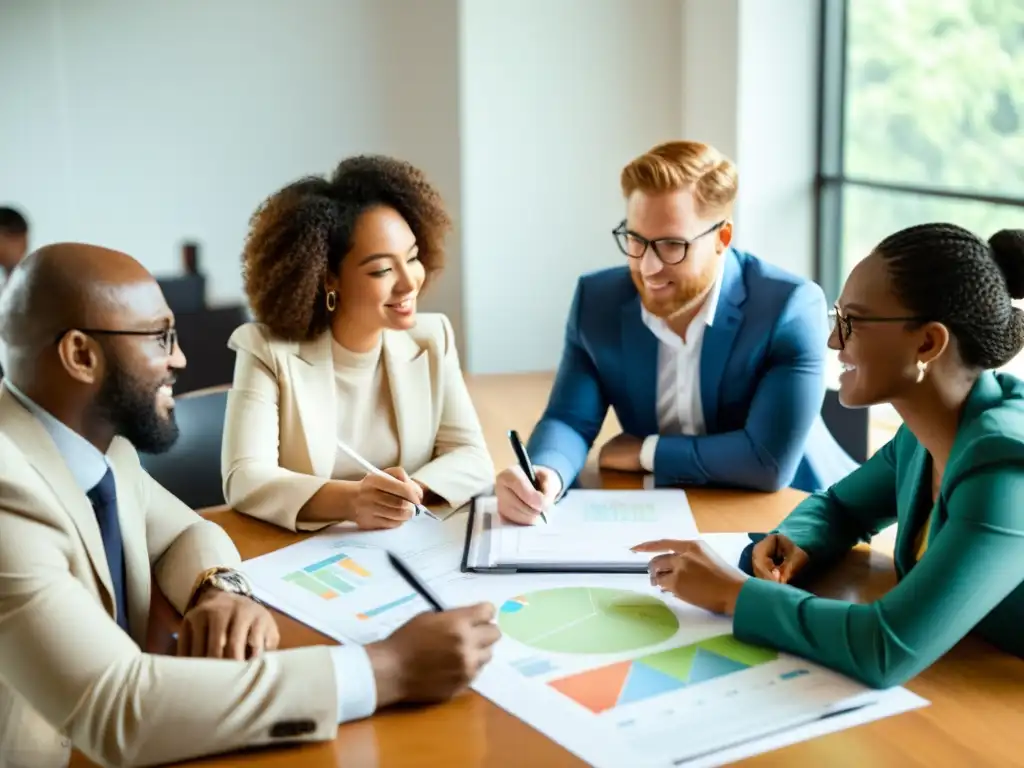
xmin=0 ymin=387 xmax=338 ymax=768
xmin=221 ymin=313 xmax=494 ymax=531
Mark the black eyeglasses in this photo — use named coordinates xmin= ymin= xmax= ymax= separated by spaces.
xmin=55 ymin=327 xmax=178 ymax=353
xmin=830 ymin=304 xmax=927 ymax=349
xmin=612 ymin=220 xmax=725 ymax=265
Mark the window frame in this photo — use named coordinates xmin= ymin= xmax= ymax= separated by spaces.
xmin=813 ymin=0 xmax=1024 ymax=303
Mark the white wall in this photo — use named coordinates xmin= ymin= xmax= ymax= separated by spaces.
xmin=679 ymin=0 xmax=820 ymax=281
xmin=0 ymin=0 xmax=820 ymax=374
xmin=459 ymin=0 xmax=683 ymax=373
xmin=0 ymin=0 xmax=464 ymax=333
xmin=735 ymin=0 xmax=820 ymax=281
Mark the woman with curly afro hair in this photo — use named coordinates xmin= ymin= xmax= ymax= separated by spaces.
xmin=221 ymin=155 xmax=493 ymax=532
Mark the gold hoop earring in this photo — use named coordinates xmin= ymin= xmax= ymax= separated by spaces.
xmin=916 ymin=360 xmax=928 ymax=383
xmin=326 ymin=290 xmax=337 ymax=312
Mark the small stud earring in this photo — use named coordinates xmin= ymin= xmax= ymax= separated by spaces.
xmin=916 ymin=360 xmax=928 ymax=383
xmin=326 ymin=290 xmax=337 ymax=312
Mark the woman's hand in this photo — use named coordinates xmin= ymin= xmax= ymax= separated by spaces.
xmin=751 ymin=533 xmax=810 ymax=584
xmin=631 ymin=539 xmax=749 ymax=615
xmin=348 ymin=467 xmax=424 ymax=530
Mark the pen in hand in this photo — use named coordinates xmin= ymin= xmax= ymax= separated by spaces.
xmin=337 ymin=440 xmax=438 ymax=520
xmin=507 ymin=429 xmax=548 ymax=524
xmin=387 ymin=551 xmax=446 ymax=611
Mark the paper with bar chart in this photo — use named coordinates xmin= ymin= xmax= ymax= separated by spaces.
xmin=240 ymin=514 xmax=472 ymax=644
xmin=443 ymin=573 xmax=927 ymax=768
xmin=465 ymin=489 xmax=699 ymax=572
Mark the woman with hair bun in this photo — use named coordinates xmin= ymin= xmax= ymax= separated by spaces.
xmin=221 ymin=156 xmax=493 ymax=532
xmin=632 ymin=223 xmax=1024 ymax=687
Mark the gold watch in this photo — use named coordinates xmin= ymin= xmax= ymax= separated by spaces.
xmin=185 ymin=567 xmax=257 ymax=612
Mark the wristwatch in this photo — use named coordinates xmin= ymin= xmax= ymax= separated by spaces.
xmin=185 ymin=566 xmax=258 ymax=612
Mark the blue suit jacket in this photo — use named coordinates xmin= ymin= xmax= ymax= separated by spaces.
xmin=527 ymin=248 xmax=858 ymax=493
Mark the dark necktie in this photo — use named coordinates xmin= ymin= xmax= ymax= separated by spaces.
xmin=86 ymin=468 xmax=130 ymax=634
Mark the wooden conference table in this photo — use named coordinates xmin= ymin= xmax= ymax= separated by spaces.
xmin=71 ymin=372 xmax=1023 ymax=767
xmin=74 ymin=479 xmax=1024 ymax=768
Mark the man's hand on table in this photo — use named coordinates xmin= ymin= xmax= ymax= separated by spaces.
xmin=366 ymin=603 xmax=501 ymax=707
xmin=177 ymin=589 xmax=280 ymax=660
xmin=597 ymin=433 xmax=644 ymax=472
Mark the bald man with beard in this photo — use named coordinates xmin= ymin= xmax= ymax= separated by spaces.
xmin=0 ymin=244 xmax=499 ymax=768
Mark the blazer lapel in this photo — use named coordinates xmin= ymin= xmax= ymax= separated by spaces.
xmin=620 ymin=297 xmax=659 ymax=435
xmin=383 ymin=330 xmax=432 ymax=465
xmin=700 ymin=250 xmax=745 ymax=433
xmin=892 ymin=373 xmax=1004 ymax=573
xmin=110 ymin=452 xmax=151 ymax=646
xmin=291 ymin=332 xmax=338 ymax=478
xmin=0 ymin=390 xmax=116 ymax=614
xmin=893 ymin=442 xmax=928 ymax=574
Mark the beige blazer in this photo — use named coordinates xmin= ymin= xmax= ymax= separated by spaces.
xmin=221 ymin=313 xmax=494 ymax=531
xmin=0 ymin=387 xmax=338 ymax=768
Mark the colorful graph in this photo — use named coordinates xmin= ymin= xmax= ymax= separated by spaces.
xmin=283 ymin=552 xmax=372 ymax=600
xmin=498 ymin=588 xmax=678 ymax=654
xmin=356 ymin=593 xmax=417 ymax=620
xmin=548 ymin=634 xmax=778 ymax=714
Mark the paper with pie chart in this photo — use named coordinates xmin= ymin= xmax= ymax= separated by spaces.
xmin=445 ymin=575 xmax=927 ymax=768
xmin=499 ymin=587 xmax=779 ymax=713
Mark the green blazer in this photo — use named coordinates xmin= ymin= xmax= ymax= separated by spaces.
xmin=733 ymin=371 xmax=1024 ymax=688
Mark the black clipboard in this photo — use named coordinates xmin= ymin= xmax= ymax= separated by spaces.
xmin=459 ymin=495 xmax=651 ymax=574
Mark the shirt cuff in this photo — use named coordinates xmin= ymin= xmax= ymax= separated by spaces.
xmin=544 ymin=466 xmax=566 ymax=502
xmin=639 ymin=435 xmax=659 ymax=472
xmin=329 ymin=644 xmax=377 ymax=723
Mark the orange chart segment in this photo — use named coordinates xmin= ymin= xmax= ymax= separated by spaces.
xmin=549 ymin=661 xmax=632 ymax=714
xmin=339 ymin=557 xmax=371 ymax=578
xmin=546 ymin=635 xmax=777 ymax=713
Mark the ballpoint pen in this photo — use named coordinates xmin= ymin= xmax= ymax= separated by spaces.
xmin=336 ymin=440 xmax=439 ymax=520
xmin=387 ymin=551 xmax=446 ymax=611
xmin=507 ymin=429 xmax=548 ymax=524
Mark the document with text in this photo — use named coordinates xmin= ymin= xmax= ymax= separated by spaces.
xmin=463 ymin=489 xmax=699 ymax=573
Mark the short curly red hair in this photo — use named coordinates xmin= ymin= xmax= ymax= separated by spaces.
xmin=241 ymin=155 xmax=451 ymax=340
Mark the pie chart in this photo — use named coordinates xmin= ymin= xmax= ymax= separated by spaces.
xmin=498 ymin=587 xmax=678 ymax=654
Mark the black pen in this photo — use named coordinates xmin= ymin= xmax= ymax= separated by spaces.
xmin=508 ymin=429 xmax=548 ymax=524
xmin=387 ymin=552 xmax=446 ymax=612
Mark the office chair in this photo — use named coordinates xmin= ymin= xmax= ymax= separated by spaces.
xmin=139 ymin=386 xmax=228 ymax=510
xmin=173 ymin=304 xmax=248 ymax=395
xmin=820 ymin=387 xmax=869 ymax=464
xmin=157 ymin=274 xmax=206 ymax=315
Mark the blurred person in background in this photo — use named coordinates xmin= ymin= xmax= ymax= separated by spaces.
xmin=0 ymin=206 xmax=29 ymax=288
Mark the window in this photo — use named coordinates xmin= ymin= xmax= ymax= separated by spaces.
xmin=817 ymin=0 xmax=1024 ymax=446
xmin=817 ymin=0 xmax=1024 ymax=373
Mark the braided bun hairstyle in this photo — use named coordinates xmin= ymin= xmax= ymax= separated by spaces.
xmin=241 ymin=155 xmax=450 ymax=341
xmin=876 ymin=223 xmax=1024 ymax=370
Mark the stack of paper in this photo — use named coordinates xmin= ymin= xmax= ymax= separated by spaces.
xmin=238 ymin=500 xmax=929 ymax=767
xmin=464 ymin=489 xmax=699 ymax=573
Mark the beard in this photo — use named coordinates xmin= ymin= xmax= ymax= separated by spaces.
xmin=631 ymin=254 xmax=721 ymax=319
xmin=94 ymin=352 xmax=179 ymax=455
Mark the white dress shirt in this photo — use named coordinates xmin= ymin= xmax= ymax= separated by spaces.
xmin=3 ymin=380 xmax=378 ymax=724
xmin=637 ymin=264 xmax=726 ymax=473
